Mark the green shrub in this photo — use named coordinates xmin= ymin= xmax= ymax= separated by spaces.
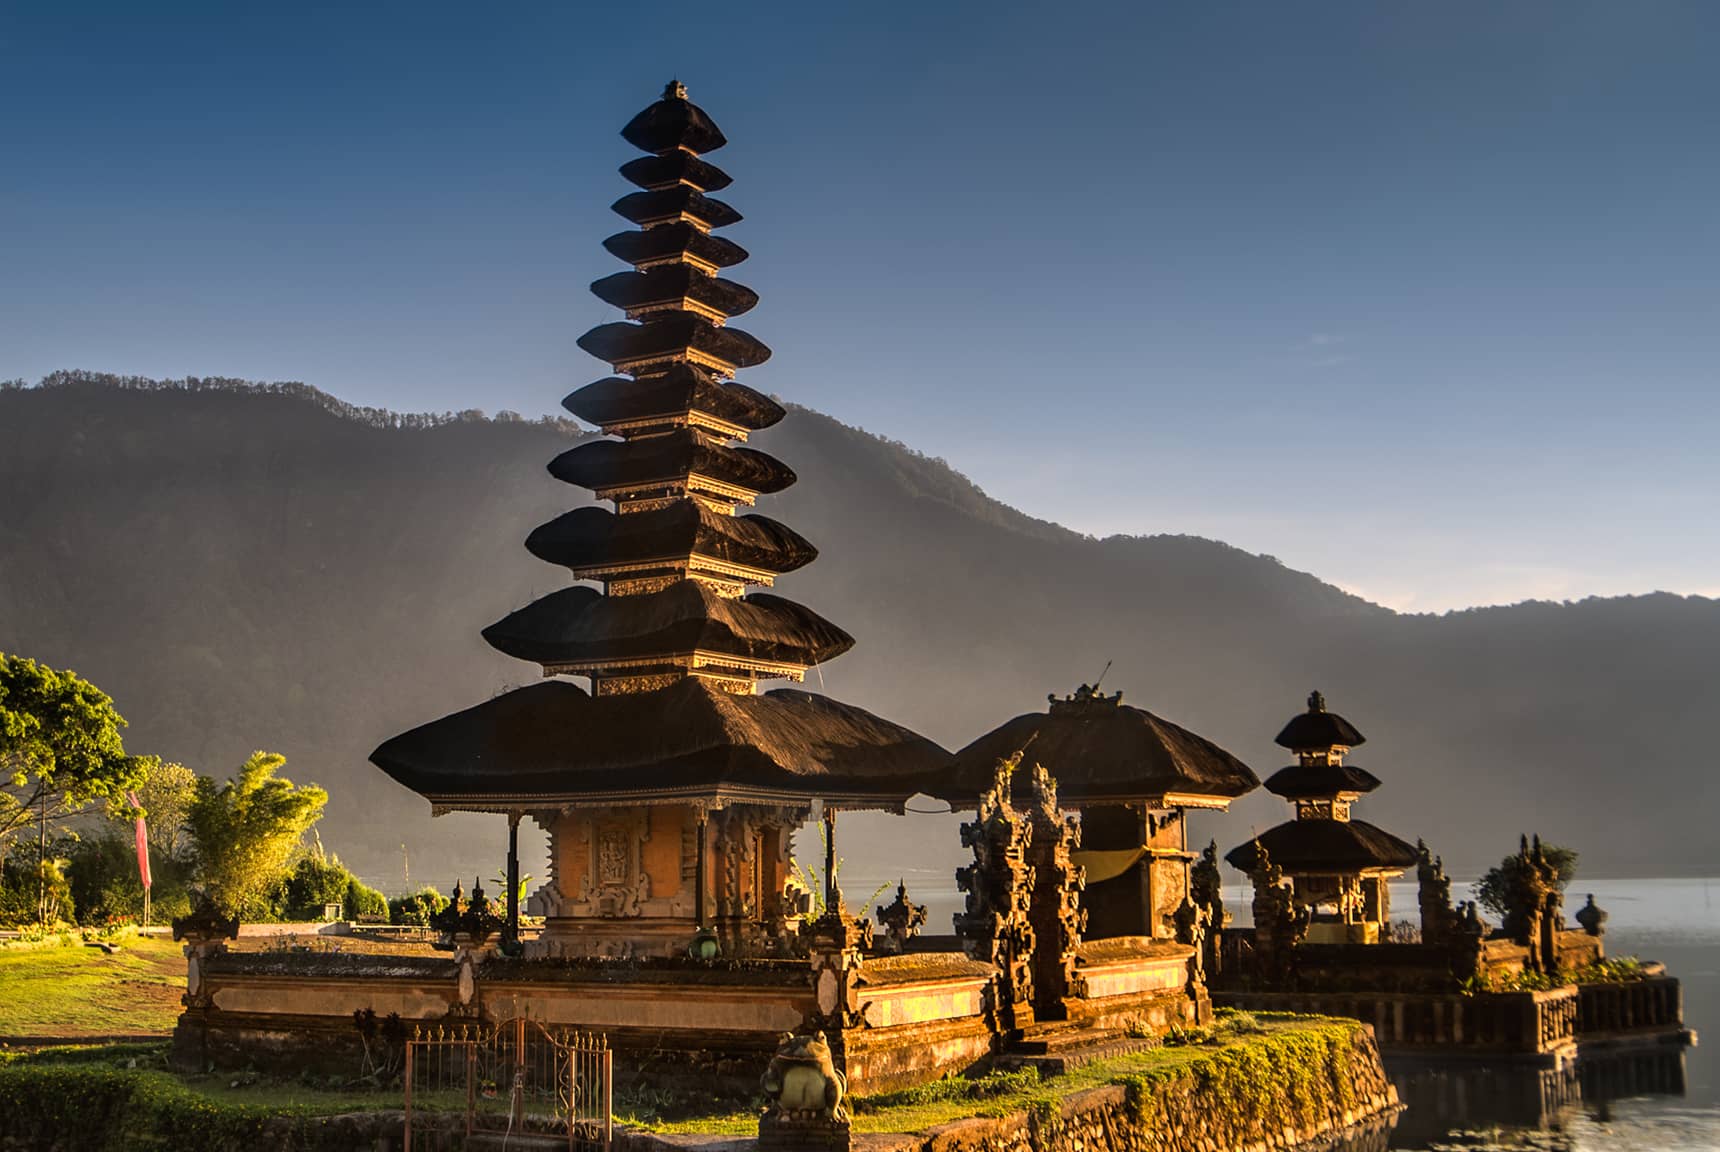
xmin=388 ymin=886 xmax=449 ymax=926
xmin=344 ymin=877 xmax=387 ymax=921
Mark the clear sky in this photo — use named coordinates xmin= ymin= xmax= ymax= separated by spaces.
xmin=3 ymin=2 xmax=1716 ymax=612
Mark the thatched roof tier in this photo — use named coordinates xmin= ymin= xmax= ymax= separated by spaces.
xmin=369 ymin=679 xmax=949 ymax=810
xmin=1263 ymin=761 xmax=1383 ymax=800
xmin=612 ymin=188 xmax=742 ymax=231
xmin=603 ymin=224 xmax=748 ymax=272
xmin=563 ymin=366 xmax=784 ymax=433
xmin=549 ymin=429 xmax=795 ymax=498
xmin=589 ymin=267 xmax=758 ymax=320
xmin=619 ymin=150 xmax=731 ymax=193
xmin=1276 ymin=691 xmax=1366 ymax=751
xmin=577 ymin=315 xmax=771 ymax=374
xmin=1224 ymin=820 xmax=1418 ymax=876
xmin=481 ymin=580 xmax=853 ymax=668
xmin=936 ymin=689 xmax=1258 ymax=809
xmin=620 ymin=82 xmax=728 ymax=156
xmin=525 ymin=503 xmax=817 ymax=577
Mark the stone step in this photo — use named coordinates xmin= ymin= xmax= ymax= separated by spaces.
xmin=1003 ymin=1026 xmax=1158 ymax=1073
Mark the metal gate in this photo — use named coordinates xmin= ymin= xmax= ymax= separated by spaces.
xmin=404 ymin=1018 xmax=612 ymax=1150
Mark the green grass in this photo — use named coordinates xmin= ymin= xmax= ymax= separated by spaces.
xmin=0 ymin=1015 xmax=1368 ymax=1142
xmin=0 ymin=935 xmax=184 ymax=1037
xmin=617 ymin=1013 xmax=1366 ymax=1136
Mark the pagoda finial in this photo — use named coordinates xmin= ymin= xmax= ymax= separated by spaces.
xmin=665 ymin=78 xmax=687 ymax=100
xmin=1308 ymin=690 xmax=1326 ymax=713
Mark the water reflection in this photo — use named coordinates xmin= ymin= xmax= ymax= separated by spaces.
xmin=1378 ymin=1048 xmax=1687 ymax=1149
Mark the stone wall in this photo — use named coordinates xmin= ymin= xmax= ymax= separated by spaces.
xmin=1577 ymin=971 xmax=1685 ymax=1042
xmin=1218 ymin=988 xmax=1578 ymax=1060
xmin=623 ymin=1023 xmax=1400 ymax=1152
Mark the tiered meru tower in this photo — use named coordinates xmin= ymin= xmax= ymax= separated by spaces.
xmin=372 ymin=82 xmax=946 ymax=959
xmin=1225 ymin=692 xmax=1417 ymax=945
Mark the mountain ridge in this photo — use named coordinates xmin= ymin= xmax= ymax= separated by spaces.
xmin=2 ymin=373 xmax=1714 ymax=887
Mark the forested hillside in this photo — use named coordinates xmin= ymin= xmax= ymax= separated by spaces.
xmin=2 ymin=373 xmax=1714 ymax=888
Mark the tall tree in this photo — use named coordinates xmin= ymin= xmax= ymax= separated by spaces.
xmin=1 ymin=654 xmax=147 ymax=924
xmin=187 ymin=751 xmax=328 ymax=918
xmin=133 ymin=757 xmax=197 ymax=861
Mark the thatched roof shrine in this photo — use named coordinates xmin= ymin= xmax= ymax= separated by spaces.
xmin=372 ymin=680 xmax=942 ymax=812
xmin=936 ymin=685 xmax=1258 ymax=809
xmin=1225 ymin=821 xmax=1417 ymax=875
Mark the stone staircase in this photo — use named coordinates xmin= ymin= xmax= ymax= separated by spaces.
xmin=1001 ymin=1021 xmax=1159 ymax=1074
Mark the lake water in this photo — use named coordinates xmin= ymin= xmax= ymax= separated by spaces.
xmin=846 ymin=872 xmax=1718 ymax=1151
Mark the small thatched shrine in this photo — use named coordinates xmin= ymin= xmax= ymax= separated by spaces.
xmin=371 ymin=81 xmax=947 ymax=960
xmin=1225 ymin=691 xmax=1417 ymax=945
xmin=939 ymin=684 xmax=1259 ymax=942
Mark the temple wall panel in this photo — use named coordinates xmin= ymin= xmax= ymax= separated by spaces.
xmin=858 ymin=976 xmax=990 ymax=1029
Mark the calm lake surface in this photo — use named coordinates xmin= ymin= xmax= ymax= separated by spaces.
xmin=848 ymin=873 xmax=1718 ymax=1151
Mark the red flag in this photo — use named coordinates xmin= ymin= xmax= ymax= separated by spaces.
xmin=127 ymin=791 xmax=152 ymax=890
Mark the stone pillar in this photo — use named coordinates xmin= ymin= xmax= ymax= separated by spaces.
xmin=169 ymin=899 xmax=240 ymax=1071
xmin=1024 ymin=764 xmax=1085 ymax=1020
xmin=954 ymin=755 xmax=1037 ymax=1036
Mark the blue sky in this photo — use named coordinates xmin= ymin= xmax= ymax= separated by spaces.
xmin=3 ymin=2 xmax=1716 ymax=612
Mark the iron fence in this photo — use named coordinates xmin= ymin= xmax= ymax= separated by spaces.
xmin=404 ymin=1017 xmax=612 ymax=1150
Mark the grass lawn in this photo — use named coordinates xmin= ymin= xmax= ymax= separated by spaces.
xmin=0 ymin=935 xmax=184 ymax=1038
xmin=0 ymin=1013 xmax=1366 ymax=1144
xmin=618 ymin=1014 xmax=1365 ymax=1136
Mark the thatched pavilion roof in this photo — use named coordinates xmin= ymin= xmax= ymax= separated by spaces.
xmin=620 ymin=81 xmax=728 ymax=155
xmin=548 ymin=429 xmax=795 ymax=496
xmin=481 ymin=581 xmax=854 ymax=668
xmin=1262 ymin=761 xmax=1383 ymax=800
xmin=525 ymin=503 xmax=817 ymax=577
xmin=1276 ymin=691 xmax=1367 ymax=751
xmin=1224 ymin=820 xmax=1418 ymax=876
xmin=589 ymin=267 xmax=759 ymax=320
xmin=577 ymin=315 xmax=771 ymax=373
xmin=563 ymin=366 xmax=784 ymax=433
xmin=612 ymin=187 xmax=742 ymax=230
xmin=934 ymin=688 xmax=1259 ymax=809
xmin=602 ymin=223 xmax=748 ymax=271
xmin=619 ymin=150 xmax=731 ymax=193
xmin=370 ymin=679 xmax=949 ymax=811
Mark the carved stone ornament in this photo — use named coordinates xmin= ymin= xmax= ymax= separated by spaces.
xmin=1575 ymin=893 xmax=1608 ymax=937
xmin=758 ymin=1030 xmax=851 ymax=1152
xmin=875 ymin=881 xmax=928 ymax=952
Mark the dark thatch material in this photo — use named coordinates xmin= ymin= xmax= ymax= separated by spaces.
xmin=549 ymin=428 xmax=795 ymax=496
xmin=481 ymin=580 xmax=853 ymax=667
xmin=1276 ymin=692 xmax=1367 ymax=750
xmin=620 ymin=83 xmax=727 ymax=156
xmin=1224 ymin=820 xmax=1418 ymax=875
xmin=369 ymin=678 xmax=950 ymax=808
xmin=577 ymin=315 xmax=771 ymax=372
xmin=935 ymin=692 xmax=1258 ymax=808
xmin=525 ymin=502 xmax=817 ymax=576
xmin=619 ymin=151 xmax=731 ymax=193
xmin=603 ymin=224 xmax=748 ymax=271
xmin=589 ymin=267 xmax=758 ymax=319
xmin=1263 ymin=761 xmax=1383 ymax=800
xmin=563 ymin=365 xmax=784 ymax=431
xmin=611 ymin=188 xmax=741 ymax=230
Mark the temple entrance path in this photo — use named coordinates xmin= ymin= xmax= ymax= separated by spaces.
xmin=0 ymin=934 xmax=183 ymax=1040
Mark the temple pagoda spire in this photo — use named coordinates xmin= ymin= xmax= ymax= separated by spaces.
xmin=370 ymin=81 xmax=945 ymax=959
xmin=485 ymin=80 xmax=848 ymax=697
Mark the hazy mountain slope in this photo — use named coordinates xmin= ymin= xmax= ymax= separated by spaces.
xmin=2 ymin=375 xmax=1714 ymax=889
